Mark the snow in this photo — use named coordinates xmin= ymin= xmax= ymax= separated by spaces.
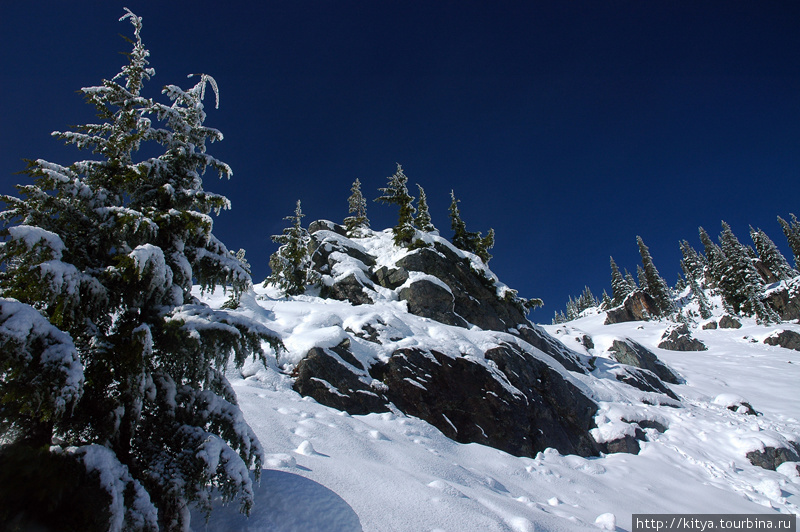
xmin=186 ymin=275 xmax=800 ymax=531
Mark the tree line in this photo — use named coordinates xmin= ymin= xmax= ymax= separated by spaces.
xmin=553 ymin=218 xmax=800 ymax=325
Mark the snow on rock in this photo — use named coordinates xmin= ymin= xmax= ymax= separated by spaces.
xmin=187 ymin=255 xmax=800 ymax=531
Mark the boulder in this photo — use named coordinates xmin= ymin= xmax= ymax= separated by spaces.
xmin=395 ymin=244 xmax=527 ymax=333
xmin=746 ymin=444 xmax=800 ymax=471
xmin=374 ymin=266 xmax=409 ymax=289
xmin=613 ymin=366 xmax=680 ymax=401
xmin=604 ymin=291 xmax=660 ymax=324
xmin=398 ymin=279 xmax=467 ymax=328
xmin=763 ymin=282 xmax=800 ymax=322
xmin=718 ymin=315 xmax=742 ymax=329
xmin=308 ymin=219 xmax=348 ymax=237
xmin=609 ymin=339 xmax=682 ymax=385
xmin=658 ymin=324 xmax=707 ymax=352
xmin=764 ymin=329 xmax=800 ymax=351
xmin=320 ymin=273 xmax=374 ymax=306
xmin=702 ymin=321 xmax=718 ymax=330
xmin=292 ymin=347 xmax=389 ymax=415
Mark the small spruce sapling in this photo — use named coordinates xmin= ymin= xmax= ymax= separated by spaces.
xmin=265 ymin=200 xmax=320 ymax=296
xmin=414 ymin=184 xmax=436 ymax=233
xmin=375 ymin=163 xmax=416 ymax=246
xmin=344 ymin=178 xmax=369 ymax=237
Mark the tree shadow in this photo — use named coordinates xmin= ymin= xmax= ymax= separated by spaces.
xmin=191 ymin=469 xmax=363 ymax=532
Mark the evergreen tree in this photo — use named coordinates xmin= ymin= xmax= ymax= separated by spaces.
xmin=637 ymin=265 xmax=649 ymax=294
xmin=752 ymin=226 xmax=795 ymax=281
xmin=375 ymin=163 xmax=416 ymax=246
xmin=609 ymin=256 xmax=630 ymax=306
xmin=679 ymin=240 xmax=705 ymax=285
xmin=698 ymin=226 xmax=726 ymax=289
xmin=0 ymin=11 xmax=280 ymax=530
xmin=601 ymin=290 xmax=612 ymax=310
xmin=624 ymin=269 xmax=638 ymax=291
xmin=448 ymin=190 xmax=494 ymax=263
xmin=266 ymin=200 xmax=319 ymax=296
xmin=552 ymin=310 xmax=567 ymax=325
xmin=679 ymin=240 xmax=712 ymax=319
xmin=718 ymin=222 xmax=778 ymax=323
xmin=343 ymin=178 xmax=369 ymax=236
xmin=637 ymin=236 xmax=675 ymax=317
xmin=414 ymin=184 xmax=436 ymax=233
xmin=777 ymin=214 xmax=800 ymax=269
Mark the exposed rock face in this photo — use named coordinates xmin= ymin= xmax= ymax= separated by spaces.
xmin=764 ymin=329 xmax=800 ymax=351
xmin=718 ymin=315 xmax=742 ymax=329
xmin=395 ymin=244 xmax=527 ymax=333
xmin=763 ymin=281 xmax=800 ymax=322
xmin=657 ymin=324 xmax=707 ymax=352
xmin=609 ymin=339 xmax=682 ymax=385
xmin=292 ymin=342 xmax=602 ymax=458
xmin=604 ymin=291 xmax=660 ymax=325
xmin=291 ymin=223 xmax=668 ymax=459
xmin=702 ymin=321 xmax=718 ymax=330
xmin=746 ymin=444 xmax=800 ymax=471
xmin=292 ymin=347 xmax=389 ymax=415
xmin=397 ymin=279 xmax=467 ymax=328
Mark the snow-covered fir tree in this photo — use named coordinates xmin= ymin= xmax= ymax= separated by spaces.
xmin=718 ymin=222 xmax=778 ymax=324
xmin=679 ymin=241 xmax=712 ymax=320
xmin=609 ymin=256 xmax=631 ymax=306
xmin=343 ymin=178 xmax=369 ymax=237
xmin=266 ymin=200 xmax=319 ymax=296
xmin=636 ymin=265 xmax=649 ymax=294
xmin=637 ymin=236 xmax=675 ymax=317
xmin=414 ymin=184 xmax=436 ymax=233
xmin=448 ymin=190 xmax=494 ymax=264
xmin=750 ymin=226 xmax=795 ymax=283
xmin=0 ymin=11 xmax=280 ymax=531
xmin=698 ymin=226 xmax=726 ymax=290
xmin=375 ymin=163 xmax=416 ymax=246
xmin=777 ymin=214 xmax=800 ymax=269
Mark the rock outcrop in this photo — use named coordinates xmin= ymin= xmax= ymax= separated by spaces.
xmin=609 ymin=339 xmax=682 ymax=385
xmin=657 ymin=324 xmax=707 ymax=352
xmin=763 ymin=329 xmax=800 ymax=351
xmin=763 ymin=280 xmax=800 ymax=322
xmin=604 ymin=291 xmax=660 ymax=325
xmin=287 ymin=222 xmax=683 ymax=460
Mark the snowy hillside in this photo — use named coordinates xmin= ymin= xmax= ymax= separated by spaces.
xmin=189 ymin=228 xmax=800 ymax=532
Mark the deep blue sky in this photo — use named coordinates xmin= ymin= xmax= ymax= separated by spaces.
xmin=2 ymin=2 xmax=799 ymax=322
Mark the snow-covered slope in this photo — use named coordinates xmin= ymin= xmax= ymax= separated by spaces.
xmin=189 ymin=236 xmax=800 ymax=532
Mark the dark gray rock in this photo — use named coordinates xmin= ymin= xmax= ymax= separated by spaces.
xmin=292 ymin=347 xmax=389 ymax=415
xmin=604 ymin=291 xmax=660 ymax=324
xmin=396 ymin=244 xmax=527 ymax=333
xmin=702 ymin=321 xmax=718 ymax=330
xmin=320 ymin=273 xmax=374 ymax=305
xmin=746 ymin=444 xmax=800 ymax=471
xmin=374 ymin=266 xmax=409 ymax=289
xmin=308 ymin=230 xmax=376 ymax=272
xmin=598 ymin=432 xmax=643 ymax=455
xmin=398 ymin=279 xmax=467 ymax=327
xmin=764 ymin=329 xmax=800 ymax=351
xmin=763 ymin=283 xmax=800 ymax=322
xmin=308 ymin=219 xmax=348 ymax=237
xmin=658 ymin=324 xmax=707 ymax=352
xmin=367 ymin=343 xmax=600 ymax=458
xmin=718 ymin=315 xmax=743 ymax=329
xmin=516 ymin=325 xmax=591 ymax=374
xmin=609 ymin=339 xmax=682 ymax=385
xmin=614 ymin=366 xmax=680 ymax=401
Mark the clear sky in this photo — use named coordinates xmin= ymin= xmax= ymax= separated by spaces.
xmin=1 ymin=2 xmax=798 ymax=322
